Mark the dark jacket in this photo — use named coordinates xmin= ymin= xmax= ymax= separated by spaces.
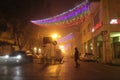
xmin=74 ymin=48 xmax=79 ymax=61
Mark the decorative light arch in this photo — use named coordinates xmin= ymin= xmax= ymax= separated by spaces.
xmin=31 ymin=0 xmax=90 ymax=27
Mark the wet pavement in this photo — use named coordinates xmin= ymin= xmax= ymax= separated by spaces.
xmin=0 ymin=57 xmax=120 ymax=80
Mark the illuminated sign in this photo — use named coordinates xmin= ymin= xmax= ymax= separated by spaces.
xmin=118 ymin=19 xmax=120 ymax=24
xmin=110 ymin=19 xmax=120 ymax=24
xmin=92 ymin=22 xmax=102 ymax=32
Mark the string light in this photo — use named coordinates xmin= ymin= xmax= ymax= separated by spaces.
xmin=31 ymin=0 xmax=90 ymax=27
xmin=57 ymin=33 xmax=73 ymax=43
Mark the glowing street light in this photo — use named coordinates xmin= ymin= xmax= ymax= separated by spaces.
xmin=52 ymin=33 xmax=58 ymax=40
xmin=59 ymin=45 xmax=64 ymax=49
xmin=51 ymin=33 xmax=61 ymax=40
xmin=51 ymin=33 xmax=60 ymax=64
xmin=59 ymin=45 xmax=65 ymax=53
xmin=34 ymin=47 xmax=37 ymax=53
xmin=38 ymin=48 xmax=41 ymax=53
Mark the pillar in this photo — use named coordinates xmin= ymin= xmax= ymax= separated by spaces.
xmin=102 ymin=30 xmax=113 ymax=64
xmin=92 ymin=37 xmax=98 ymax=56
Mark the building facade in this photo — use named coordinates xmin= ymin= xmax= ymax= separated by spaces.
xmin=0 ymin=20 xmax=14 ymax=55
xmin=79 ymin=0 xmax=120 ymax=64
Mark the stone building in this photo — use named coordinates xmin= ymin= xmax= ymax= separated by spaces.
xmin=79 ymin=0 xmax=120 ymax=64
xmin=0 ymin=20 xmax=14 ymax=55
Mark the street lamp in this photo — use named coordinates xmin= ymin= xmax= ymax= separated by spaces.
xmin=38 ymin=48 xmax=41 ymax=53
xmin=59 ymin=45 xmax=65 ymax=53
xmin=59 ymin=45 xmax=64 ymax=49
xmin=51 ymin=33 xmax=61 ymax=40
xmin=51 ymin=33 xmax=58 ymax=40
xmin=51 ymin=33 xmax=60 ymax=64
xmin=34 ymin=47 xmax=37 ymax=54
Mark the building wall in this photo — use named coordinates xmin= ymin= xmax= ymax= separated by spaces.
xmin=108 ymin=0 xmax=120 ymax=19
xmin=79 ymin=0 xmax=120 ymax=64
xmin=0 ymin=22 xmax=14 ymax=55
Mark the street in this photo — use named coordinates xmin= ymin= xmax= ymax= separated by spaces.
xmin=0 ymin=57 xmax=120 ymax=80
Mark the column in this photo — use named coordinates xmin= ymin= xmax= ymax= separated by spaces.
xmin=102 ymin=30 xmax=112 ymax=64
xmin=92 ymin=37 xmax=98 ymax=56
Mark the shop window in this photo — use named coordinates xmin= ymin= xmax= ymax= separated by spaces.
xmin=112 ymin=37 xmax=120 ymax=59
xmin=113 ymin=42 xmax=120 ymax=59
xmin=113 ymin=37 xmax=119 ymax=42
xmin=88 ymin=41 xmax=93 ymax=53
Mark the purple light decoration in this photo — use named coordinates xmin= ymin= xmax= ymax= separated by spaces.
xmin=58 ymin=5 xmax=89 ymax=22
xmin=56 ymin=5 xmax=88 ymax=22
xmin=57 ymin=33 xmax=73 ymax=43
xmin=31 ymin=1 xmax=89 ymax=25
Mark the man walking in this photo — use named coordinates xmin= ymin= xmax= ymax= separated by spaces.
xmin=74 ymin=47 xmax=80 ymax=68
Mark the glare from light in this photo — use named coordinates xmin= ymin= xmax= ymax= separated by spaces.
xmin=59 ymin=45 xmax=64 ymax=49
xmin=34 ymin=47 xmax=37 ymax=51
xmin=110 ymin=33 xmax=120 ymax=37
xmin=110 ymin=19 xmax=118 ymax=24
xmin=61 ymin=49 xmax=65 ymax=53
xmin=52 ymin=34 xmax=58 ymax=40
xmin=17 ymin=55 xmax=22 ymax=59
xmin=92 ymin=28 xmax=94 ymax=32
xmin=38 ymin=48 xmax=41 ymax=53
xmin=16 ymin=60 xmax=19 ymax=63
xmin=5 ymin=55 xmax=9 ymax=59
xmin=34 ymin=47 xmax=37 ymax=53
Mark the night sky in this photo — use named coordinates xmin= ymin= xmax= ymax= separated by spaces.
xmin=0 ymin=0 xmax=84 ymax=20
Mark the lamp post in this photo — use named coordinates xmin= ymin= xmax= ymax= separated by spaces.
xmin=52 ymin=34 xmax=59 ymax=40
xmin=51 ymin=33 xmax=60 ymax=64
xmin=34 ymin=47 xmax=37 ymax=54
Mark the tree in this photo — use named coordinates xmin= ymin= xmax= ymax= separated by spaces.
xmin=1 ymin=17 xmax=44 ymax=51
xmin=10 ymin=19 xmax=35 ymax=50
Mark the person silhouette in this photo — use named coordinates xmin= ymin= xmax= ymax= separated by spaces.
xmin=74 ymin=47 xmax=80 ymax=68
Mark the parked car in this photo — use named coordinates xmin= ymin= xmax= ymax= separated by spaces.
xmin=80 ymin=53 xmax=96 ymax=62
xmin=0 ymin=50 xmax=33 ymax=64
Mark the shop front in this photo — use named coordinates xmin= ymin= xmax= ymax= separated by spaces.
xmin=110 ymin=32 xmax=120 ymax=64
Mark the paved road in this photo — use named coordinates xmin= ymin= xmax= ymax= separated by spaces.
xmin=0 ymin=57 xmax=120 ymax=80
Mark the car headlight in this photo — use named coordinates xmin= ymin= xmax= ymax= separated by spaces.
xmin=5 ymin=55 xmax=9 ymax=59
xmin=17 ymin=55 xmax=22 ymax=59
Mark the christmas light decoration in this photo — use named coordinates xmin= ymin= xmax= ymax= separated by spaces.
xmin=31 ymin=0 xmax=90 ymax=27
xmin=57 ymin=33 xmax=73 ymax=43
